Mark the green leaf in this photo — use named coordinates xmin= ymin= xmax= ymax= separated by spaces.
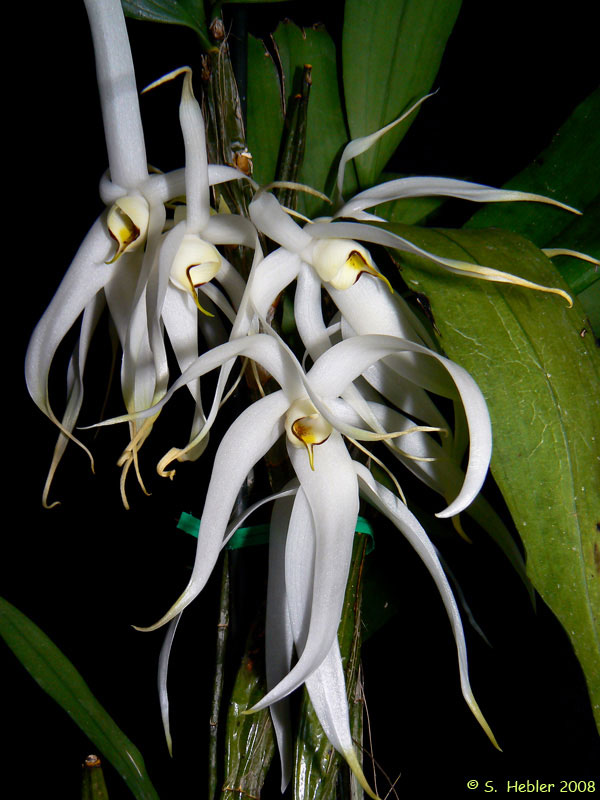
xmin=466 ymin=89 xmax=600 ymax=247
xmin=222 ymin=619 xmax=275 ymax=799
xmin=246 ymin=34 xmax=284 ymax=186
xmin=122 ymin=0 xmax=211 ymax=49
xmin=273 ymin=21 xmax=352 ymax=216
xmin=383 ymin=223 xmax=600 ymax=732
xmin=82 ymin=755 xmax=110 ymax=800
xmin=0 ymin=597 xmax=160 ymax=800
xmin=342 ymin=0 xmax=462 ymax=189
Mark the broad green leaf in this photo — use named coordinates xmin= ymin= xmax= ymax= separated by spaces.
xmin=122 ymin=0 xmax=211 ymax=50
xmin=545 ymin=199 xmax=600 ymax=330
xmin=545 ymin=198 xmax=600 ymax=295
xmin=342 ymin=0 xmax=462 ymax=189
xmin=0 ymin=597 xmax=159 ymax=800
xmin=577 ymin=281 xmax=600 ymax=337
xmin=273 ymin=21 xmax=352 ymax=216
xmin=247 ymin=34 xmax=284 ymax=186
xmin=383 ymin=224 xmax=600 ymax=731
xmin=466 ymin=89 xmax=600 ymax=246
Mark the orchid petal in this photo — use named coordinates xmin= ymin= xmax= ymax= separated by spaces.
xmin=249 ymin=248 xmax=303 ymax=322
xmin=25 ymin=217 xmax=114 ymax=422
xmin=353 ymin=462 xmax=500 ymax=750
xmin=42 ymin=293 xmax=105 ymax=508
xmin=294 ymin=263 xmax=332 ymax=360
xmin=249 ymin=193 xmax=313 ymax=253
xmin=330 ymin=281 xmax=452 ymax=396
xmin=90 ymin=334 xmax=302 ymax=430
xmin=198 ymin=283 xmax=237 ymax=325
xmin=305 ymin=646 xmax=379 ymax=799
xmin=161 ymin=284 xmax=203 ymax=400
xmin=542 ymin=248 xmax=600 ymax=266
xmin=335 ymin=93 xmax=434 ymax=204
xmin=266 ymin=490 xmax=298 ymax=791
xmin=177 ymin=68 xmax=210 ymax=232
xmin=283 ymin=489 xmax=378 ymax=798
xmin=215 ymin=257 xmax=246 ymax=310
xmin=134 ymin=391 xmax=289 ymax=631
xmin=336 ymin=176 xmax=581 ymax=219
xmin=358 ymin=360 xmax=449 ymax=432
xmin=83 ymin=0 xmax=147 ymax=189
xmin=249 ymin=433 xmax=358 ymax=709
xmin=223 ymin=485 xmax=299 ymax=548
xmin=157 ymin=614 xmax=181 ymax=757
xmin=309 ymin=220 xmax=572 ymax=305
xmin=307 ymin=334 xmax=491 ymax=516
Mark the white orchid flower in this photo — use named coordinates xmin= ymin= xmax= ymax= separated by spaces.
xmin=25 ymin=0 xmax=256 ymax=506
xmin=247 ymin=93 xmax=580 ymax=386
xmin=91 ymin=319 xmax=495 ymax=776
xmin=264 ymin=452 xmax=503 ymax=796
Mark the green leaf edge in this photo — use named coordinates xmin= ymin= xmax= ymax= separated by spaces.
xmin=0 ymin=596 xmax=160 ymax=800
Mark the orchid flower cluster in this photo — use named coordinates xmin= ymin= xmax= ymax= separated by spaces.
xmin=25 ymin=1 xmax=596 ymax=796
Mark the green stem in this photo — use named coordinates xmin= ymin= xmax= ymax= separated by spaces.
xmin=209 ymin=552 xmax=231 ymax=800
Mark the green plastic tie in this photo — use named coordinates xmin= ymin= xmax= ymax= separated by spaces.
xmin=177 ymin=511 xmax=374 ymax=553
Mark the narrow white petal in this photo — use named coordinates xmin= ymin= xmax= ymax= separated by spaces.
xmin=41 ymin=293 xmax=105 ymax=507
xmin=330 ymin=280 xmax=451 ymax=396
xmin=207 ymin=164 xmax=258 ymax=190
xmin=305 ymin=645 xmax=379 ymax=799
xmin=310 ymin=220 xmax=572 ymax=305
xmin=266 ymin=489 xmax=299 ymax=791
xmin=25 ymin=218 xmax=114 ymax=418
xmin=216 ymin=257 xmax=246 ymax=309
xmin=83 ymin=0 xmax=148 ymax=189
xmin=90 ymin=334 xmax=302 ymax=429
xmin=249 ymin=434 xmax=359 ymax=709
xmin=177 ymin=69 xmax=211 ymax=231
xmin=307 ymin=334 xmax=491 ymax=515
xmin=248 ymin=247 xmax=302 ymax=321
xmin=353 ymin=462 xmax=500 ymax=749
xmin=358 ymin=360 xmax=449 ymax=431
xmin=542 ymin=248 xmax=600 ymax=266
xmin=223 ymin=485 xmax=299 ymax=548
xmin=135 ymin=391 xmax=289 ymax=631
xmin=249 ymin=193 xmax=313 ymax=253
xmin=337 ymin=176 xmax=581 ymax=218
xmin=335 ymin=93 xmax=434 ymax=203
xmin=157 ymin=614 xmax=182 ymax=756
xmin=294 ymin=262 xmax=332 ymax=360
xmin=162 ymin=284 xmax=202 ymax=405
xmin=197 ymin=283 xmax=237 ymax=325
xmin=282 ymin=488 xmax=379 ymax=798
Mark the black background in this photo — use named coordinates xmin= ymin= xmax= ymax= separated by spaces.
xmin=7 ymin=1 xmax=600 ymax=797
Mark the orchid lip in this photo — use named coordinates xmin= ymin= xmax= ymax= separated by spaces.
xmin=306 ymin=237 xmax=392 ymax=292
xmin=105 ymin=195 xmax=150 ymax=263
xmin=285 ymin=398 xmax=333 ymax=470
